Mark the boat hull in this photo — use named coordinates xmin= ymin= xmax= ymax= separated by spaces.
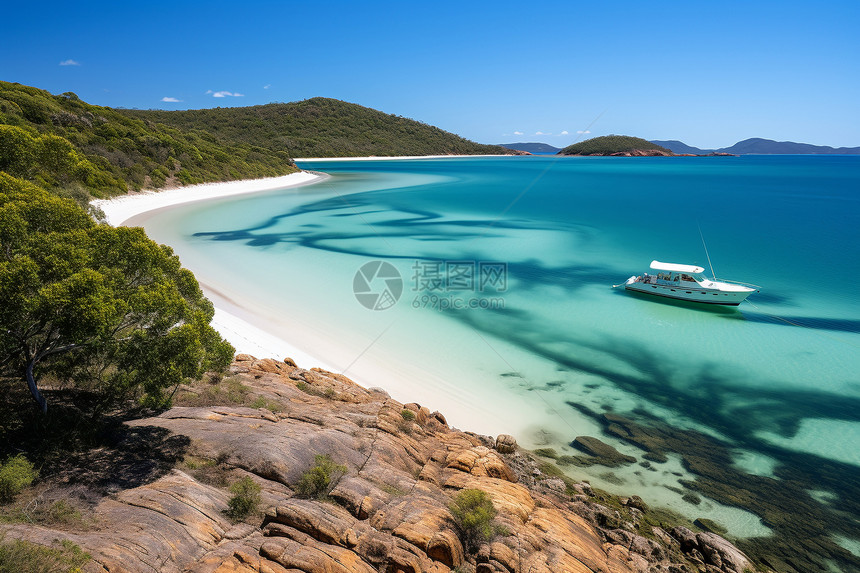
xmin=624 ymin=283 xmax=752 ymax=306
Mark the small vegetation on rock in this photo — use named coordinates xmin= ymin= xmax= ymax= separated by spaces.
xmin=0 ymin=455 xmax=37 ymax=503
xmin=295 ymin=454 xmax=347 ymax=500
xmin=226 ymin=476 xmax=261 ymax=521
xmin=0 ymin=535 xmax=90 ymax=573
xmin=174 ymin=375 xmax=250 ymax=408
xmin=249 ymin=396 xmax=282 ymax=411
xmin=294 ymin=380 xmax=337 ymax=400
xmin=398 ymin=409 xmax=417 ymax=434
xmin=448 ymin=488 xmax=498 ymax=553
xmin=180 ymin=452 xmax=230 ymax=488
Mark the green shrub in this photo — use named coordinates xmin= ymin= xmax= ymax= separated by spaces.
xmin=400 ymin=409 xmax=416 ymax=421
xmin=295 ymin=381 xmax=336 ymax=400
xmin=0 ymin=455 xmax=38 ymax=503
xmin=226 ymin=476 xmax=261 ymax=520
xmin=295 ymin=455 xmax=347 ymax=500
xmin=41 ymin=500 xmax=83 ymax=527
xmin=449 ymin=488 xmax=498 ymax=553
xmin=0 ymin=536 xmax=90 ymax=573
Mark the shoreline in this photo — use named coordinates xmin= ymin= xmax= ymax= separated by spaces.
xmin=92 ymin=170 xmax=345 ymax=377
xmin=92 ymin=171 xmax=324 ymax=227
xmin=294 ymin=154 xmax=516 ymax=162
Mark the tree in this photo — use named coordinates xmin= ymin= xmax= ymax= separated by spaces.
xmin=0 ymin=173 xmax=233 ymax=413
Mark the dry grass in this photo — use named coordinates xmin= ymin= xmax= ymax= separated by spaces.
xmin=173 ymin=375 xmax=251 ymax=407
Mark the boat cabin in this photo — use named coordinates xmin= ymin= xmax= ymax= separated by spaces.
xmin=641 ymin=261 xmax=711 ymax=287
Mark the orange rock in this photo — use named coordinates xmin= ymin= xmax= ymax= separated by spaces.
xmin=444 ymin=446 xmax=517 ymax=482
xmin=442 ymin=473 xmax=535 ymax=523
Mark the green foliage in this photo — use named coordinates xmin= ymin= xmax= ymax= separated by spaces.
xmin=448 ymin=488 xmax=498 ymax=553
xmin=400 ymin=409 xmax=416 ymax=421
xmin=295 ymin=454 xmax=347 ymax=500
xmin=0 ymin=81 xmax=297 ymax=197
xmin=1 ymin=497 xmax=87 ymax=528
xmin=226 ymin=476 xmax=261 ymax=520
xmin=249 ymin=395 xmax=281 ymax=411
xmin=0 ymin=125 xmax=124 ymax=196
xmin=560 ymin=135 xmax=671 ymax=155
xmin=40 ymin=500 xmax=84 ymax=526
xmin=295 ymin=380 xmax=336 ymax=400
xmin=121 ymin=97 xmax=513 ymax=158
xmin=0 ymin=535 xmax=90 ymax=573
xmin=0 ymin=173 xmax=234 ymax=412
xmin=0 ymin=455 xmax=37 ymax=503
xmin=179 ymin=454 xmax=230 ymax=488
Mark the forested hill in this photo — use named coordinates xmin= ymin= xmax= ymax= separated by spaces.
xmin=559 ymin=135 xmax=672 ymax=156
xmin=0 ymin=81 xmax=297 ymax=198
xmin=120 ymin=97 xmax=513 ymax=158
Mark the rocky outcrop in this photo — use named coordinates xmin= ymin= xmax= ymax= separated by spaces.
xmin=570 ymin=436 xmax=637 ymax=467
xmin=1 ymin=356 xmax=755 ymax=573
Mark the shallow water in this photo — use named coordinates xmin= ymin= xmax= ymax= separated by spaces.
xmin=140 ymin=155 xmax=860 ymax=557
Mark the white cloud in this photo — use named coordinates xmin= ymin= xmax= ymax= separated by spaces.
xmin=535 ymin=131 xmax=550 ymax=136
xmin=559 ymin=130 xmax=569 ymax=136
xmin=513 ymin=130 xmax=523 ymax=135
xmin=577 ymin=130 xmax=591 ymax=135
xmin=211 ymin=90 xmax=244 ymax=98
xmin=161 ymin=97 xmax=182 ymax=103
xmin=59 ymin=59 xmax=80 ymax=66
xmin=263 ymin=84 xmax=271 ymax=90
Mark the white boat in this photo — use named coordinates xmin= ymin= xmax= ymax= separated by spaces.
xmin=616 ymin=260 xmax=759 ymax=306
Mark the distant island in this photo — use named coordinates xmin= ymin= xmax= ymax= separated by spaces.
xmin=558 ymin=135 xmax=676 ymax=156
xmin=652 ymin=137 xmax=860 ymax=155
xmin=498 ymin=142 xmax=561 ymax=154
xmin=507 ymin=136 xmax=860 ymax=157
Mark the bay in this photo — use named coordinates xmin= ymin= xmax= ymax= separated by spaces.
xmin=138 ymin=155 xmax=860 ymax=563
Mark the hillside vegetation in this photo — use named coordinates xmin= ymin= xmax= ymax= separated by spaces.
xmin=0 ymin=81 xmax=297 ymax=198
xmin=121 ymin=97 xmax=512 ymax=158
xmin=559 ymin=135 xmax=671 ymax=156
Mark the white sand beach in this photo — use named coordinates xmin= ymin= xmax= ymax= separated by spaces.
xmin=92 ymin=171 xmax=323 ymax=227
xmin=293 ymin=154 xmax=513 ymax=162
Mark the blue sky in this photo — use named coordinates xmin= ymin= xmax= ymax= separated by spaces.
xmin=2 ymin=0 xmax=858 ymax=148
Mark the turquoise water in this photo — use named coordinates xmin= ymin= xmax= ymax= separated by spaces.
xmin=139 ymin=156 xmax=860 ymax=562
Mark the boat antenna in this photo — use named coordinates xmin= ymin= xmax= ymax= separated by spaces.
xmin=697 ymin=221 xmax=717 ymax=280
